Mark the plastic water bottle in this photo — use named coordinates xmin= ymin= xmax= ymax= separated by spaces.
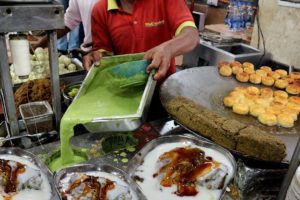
xmin=239 ymin=1 xmax=247 ymax=31
xmin=246 ymin=2 xmax=256 ymax=29
xmin=225 ymin=0 xmax=235 ymax=28
xmin=231 ymin=2 xmax=240 ymax=32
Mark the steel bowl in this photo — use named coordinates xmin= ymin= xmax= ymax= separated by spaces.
xmin=62 ymin=81 xmax=82 ymax=106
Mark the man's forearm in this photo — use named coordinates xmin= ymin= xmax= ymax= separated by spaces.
xmin=37 ymin=26 xmax=71 ymax=48
xmin=57 ymin=26 xmax=71 ymax=38
xmin=165 ymin=27 xmax=199 ymax=57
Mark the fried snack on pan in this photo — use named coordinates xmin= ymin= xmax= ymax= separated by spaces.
xmin=233 ymin=103 xmax=249 ymax=115
xmin=249 ymin=74 xmax=261 ymax=84
xmin=261 ymin=76 xmax=275 ymax=86
xmin=275 ymin=69 xmax=288 ymax=78
xmin=286 ymin=84 xmax=300 ymax=95
xmin=218 ymin=61 xmax=230 ymax=69
xmin=232 ymin=66 xmax=243 ymax=75
xmin=255 ymin=69 xmax=268 ymax=77
xmin=219 ymin=66 xmax=232 ymax=77
xmin=268 ymin=71 xmax=281 ymax=80
xmin=244 ymin=67 xmax=255 ymax=75
xmin=223 ymin=96 xmax=237 ymax=107
xmin=282 ymin=76 xmax=294 ymax=84
xmin=247 ymin=86 xmax=260 ymax=95
xmin=236 ymin=72 xmax=249 ymax=82
xmin=274 ymin=90 xmax=288 ymax=99
xmin=274 ymin=79 xmax=289 ymax=89
xmin=290 ymin=72 xmax=300 ymax=80
xmin=260 ymin=66 xmax=272 ymax=72
xmin=258 ymin=112 xmax=277 ymax=126
xmin=260 ymin=87 xmax=274 ymax=98
xmin=277 ymin=113 xmax=294 ymax=128
xmin=243 ymin=62 xmax=254 ymax=70
xmin=289 ymin=96 xmax=300 ymax=105
xmin=249 ymin=105 xmax=265 ymax=117
xmin=230 ymin=61 xmax=242 ymax=68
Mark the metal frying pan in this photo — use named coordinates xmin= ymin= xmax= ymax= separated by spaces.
xmin=160 ymin=67 xmax=299 ymax=164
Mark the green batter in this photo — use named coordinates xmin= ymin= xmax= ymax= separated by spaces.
xmin=49 ymin=58 xmax=146 ymax=171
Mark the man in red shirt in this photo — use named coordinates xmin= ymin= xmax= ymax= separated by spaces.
xmin=83 ymin=0 xmax=199 ymax=81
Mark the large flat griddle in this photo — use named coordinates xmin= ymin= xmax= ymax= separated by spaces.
xmin=160 ymin=67 xmax=299 ymax=163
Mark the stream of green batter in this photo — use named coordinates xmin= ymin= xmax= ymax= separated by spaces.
xmin=49 ymin=66 xmax=145 ymax=171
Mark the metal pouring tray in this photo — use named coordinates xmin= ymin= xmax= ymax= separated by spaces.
xmin=160 ymin=67 xmax=299 ymax=163
xmin=74 ymin=54 xmax=156 ymax=133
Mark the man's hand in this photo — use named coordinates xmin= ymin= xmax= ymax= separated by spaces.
xmin=144 ymin=43 xmax=172 ymax=81
xmin=83 ymin=50 xmax=102 ymax=70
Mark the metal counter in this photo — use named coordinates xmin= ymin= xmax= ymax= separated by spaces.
xmin=27 ymin=117 xmax=288 ymax=199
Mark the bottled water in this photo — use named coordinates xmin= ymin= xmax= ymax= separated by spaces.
xmin=225 ymin=0 xmax=256 ymax=32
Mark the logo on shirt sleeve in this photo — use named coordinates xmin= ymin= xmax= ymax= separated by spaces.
xmin=145 ymin=20 xmax=165 ymax=27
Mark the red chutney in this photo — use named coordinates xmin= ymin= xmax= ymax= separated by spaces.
xmin=0 ymin=159 xmax=26 ymax=193
xmin=154 ymin=147 xmax=220 ymax=196
xmin=64 ymin=175 xmax=115 ymax=200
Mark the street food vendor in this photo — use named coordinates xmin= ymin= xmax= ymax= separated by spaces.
xmin=83 ymin=0 xmax=199 ymax=81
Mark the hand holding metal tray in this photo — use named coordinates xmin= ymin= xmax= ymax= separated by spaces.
xmin=75 ymin=53 xmax=157 ymax=133
xmin=160 ymin=67 xmax=299 ymax=164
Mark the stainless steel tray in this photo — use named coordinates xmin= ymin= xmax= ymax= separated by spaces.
xmin=54 ymin=163 xmax=147 ymax=200
xmin=127 ymin=134 xmax=236 ymax=200
xmin=76 ymin=54 xmax=156 ymax=132
xmin=160 ymin=67 xmax=299 ymax=162
xmin=0 ymin=147 xmax=58 ymax=200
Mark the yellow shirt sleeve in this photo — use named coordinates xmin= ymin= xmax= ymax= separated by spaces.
xmin=175 ymin=21 xmax=197 ymax=36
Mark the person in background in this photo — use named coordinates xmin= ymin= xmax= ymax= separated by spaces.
xmin=83 ymin=0 xmax=199 ymax=120
xmin=35 ymin=0 xmax=98 ymax=57
xmin=83 ymin=0 xmax=199 ymax=81
xmin=57 ymin=0 xmax=81 ymax=57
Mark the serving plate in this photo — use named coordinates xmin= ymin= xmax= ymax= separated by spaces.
xmin=127 ymin=134 xmax=236 ymax=200
xmin=160 ymin=67 xmax=299 ymax=163
xmin=54 ymin=163 xmax=146 ymax=200
xmin=0 ymin=147 xmax=59 ymax=200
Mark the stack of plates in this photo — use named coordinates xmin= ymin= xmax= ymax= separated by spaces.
xmin=286 ymin=166 xmax=300 ymax=200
